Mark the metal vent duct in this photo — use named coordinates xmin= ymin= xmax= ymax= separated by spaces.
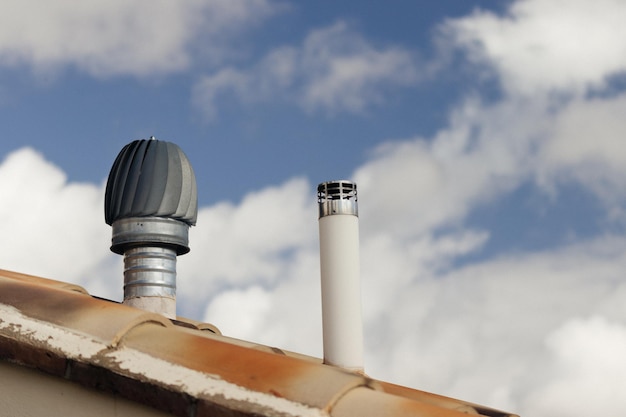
xmin=104 ymin=137 xmax=198 ymax=319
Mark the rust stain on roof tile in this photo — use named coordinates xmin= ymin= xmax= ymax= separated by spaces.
xmin=103 ymin=345 xmax=328 ymax=417
xmin=333 ymin=386 xmax=481 ymax=417
xmin=121 ymin=323 xmax=369 ymax=411
xmin=378 ymin=381 xmax=519 ymax=417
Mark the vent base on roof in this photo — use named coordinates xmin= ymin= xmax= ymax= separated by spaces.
xmin=123 ymin=295 xmax=176 ymax=319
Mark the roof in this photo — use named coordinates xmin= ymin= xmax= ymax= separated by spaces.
xmin=0 ymin=269 xmax=518 ymax=417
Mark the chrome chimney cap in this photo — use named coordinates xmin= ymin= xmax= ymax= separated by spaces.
xmin=317 ymin=180 xmax=358 ymax=218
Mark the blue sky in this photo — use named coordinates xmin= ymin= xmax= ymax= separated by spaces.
xmin=1 ymin=1 xmax=626 ymax=416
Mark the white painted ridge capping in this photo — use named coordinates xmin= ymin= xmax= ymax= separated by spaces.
xmin=106 ymin=348 xmax=327 ymax=417
xmin=0 ymin=304 xmax=106 ymax=360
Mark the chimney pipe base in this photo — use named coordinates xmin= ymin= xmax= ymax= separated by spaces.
xmin=123 ymin=296 xmax=176 ymax=319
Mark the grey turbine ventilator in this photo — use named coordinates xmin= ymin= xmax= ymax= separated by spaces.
xmin=105 ymin=137 xmax=197 ymax=319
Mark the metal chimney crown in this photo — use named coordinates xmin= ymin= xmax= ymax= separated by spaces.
xmin=105 ymin=138 xmax=198 ymax=318
xmin=317 ymin=180 xmax=358 ymax=218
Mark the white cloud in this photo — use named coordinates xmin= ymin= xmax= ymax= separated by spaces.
xmin=178 ymin=177 xmax=317 ymax=301
xmin=537 ymin=93 xmax=626 ymax=211
xmin=0 ymin=0 xmax=276 ymax=77
xmin=202 ymin=250 xmax=323 ymax=354
xmin=545 ymin=95 xmax=626 ymax=169
xmin=297 ymin=22 xmax=418 ymax=112
xmin=350 ymin=90 xmax=626 ymax=241
xmin=203 ymin=285 xmax=273 ymax=340
xmin=364 ymin=236 xmax=626 ymax=415
xmin=193 ymin=21 xmax=417 ymax=119
xmin=354 ymin=96 xmax=547 ymax=239
xmin=526 ymin=316 xmax=626 ymax=416
xmin=442 ymin=0 xmax=626 ymax=94
xmin=191 ymin=67 xmax=254 ymax=121
xmin=0 ymin=148 xmax=117 ymax=297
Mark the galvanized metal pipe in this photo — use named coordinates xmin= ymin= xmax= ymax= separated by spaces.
xmin=123 ymin=246 xmax=177 ymax=319
xmin=318 ymin=180 xmax=364 ymax=373
xmin=111 ymin=217 xmax=190 ymax=319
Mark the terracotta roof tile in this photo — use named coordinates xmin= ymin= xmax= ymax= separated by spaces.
xmin=0 ymin=269 xmax=518 ymax=417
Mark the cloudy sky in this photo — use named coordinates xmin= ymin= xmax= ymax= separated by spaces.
xmin=1 ymin=0 xmax=625 ymax=415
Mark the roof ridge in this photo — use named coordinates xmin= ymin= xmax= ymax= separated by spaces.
xmin=0 ymin=269 xmax=518 ymax=417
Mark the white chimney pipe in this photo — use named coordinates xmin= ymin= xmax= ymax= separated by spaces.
xmin=317 ymin=180 xmax=364 ymax=373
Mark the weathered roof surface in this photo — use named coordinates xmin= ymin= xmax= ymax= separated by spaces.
xmin=0 ymin=269 xmax=518 ymax=417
